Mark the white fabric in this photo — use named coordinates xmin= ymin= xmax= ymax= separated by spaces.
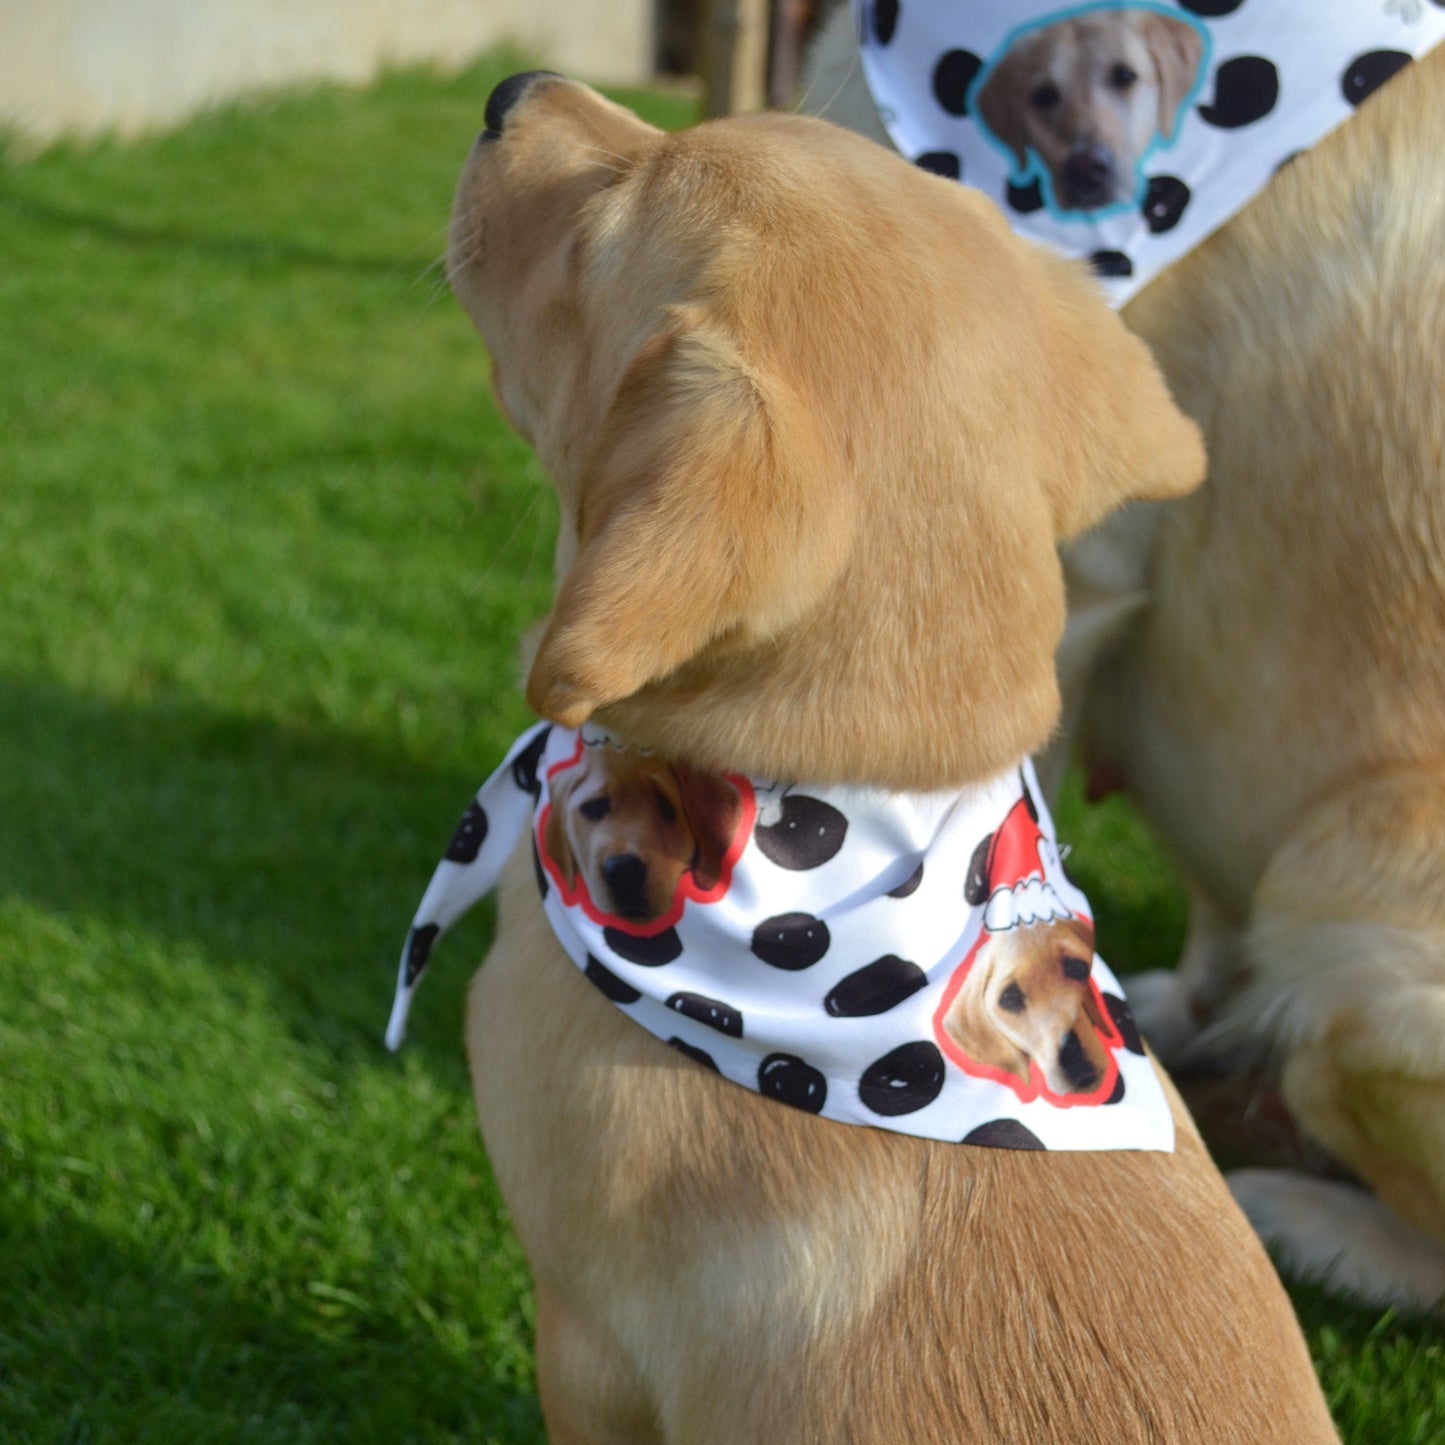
xmin=855 ymin=0 xmax=1445 ymax=304
xmin=388 ymin=724 xmax=1174 ymax=1152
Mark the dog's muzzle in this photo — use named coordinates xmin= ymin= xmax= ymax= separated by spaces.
xmin=482 ymin=70 xmax=563 ymax=140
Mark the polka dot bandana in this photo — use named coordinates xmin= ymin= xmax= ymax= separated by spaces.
xmin=854 ymin=0 xmax=1445 ymax=303
xmin=388 ymin=724 xmax=1174 ymax=1152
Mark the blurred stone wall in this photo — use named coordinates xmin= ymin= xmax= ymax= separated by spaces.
xmin=0 ymin=0 xmax=654 ymax=142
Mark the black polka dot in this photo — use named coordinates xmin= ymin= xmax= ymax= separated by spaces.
xmin=605 ymin=925 xmax=682 ymax=966
xmin=1176 ymin=0 xmax=1243 ymax=14
xmin=511 ymin=726 xmax=551 ymax=796
xmin=584 ymin=954 xmax=641 ymax=1004
xmin=404 ymin=923 xmax=440 ymax=986
xmin=1006 ymin=178 xmax=1045 ymax=214
xmin=1090 ymin=250 xmax=1134 ymax=279
xmin=859 ymin=1041 xmax=946 ymax=1116
xmin=666 ymin=991 xmax=742 ymax=1038
xmin=1103 ymin=993 xmax=1145 ymax=1055
xmin=888 ymin=860 xmax=924 ymax=898
xmin=1341 ymin=51 xmax=1412 ymax=109
xmin=915 ymin=151 xmax=961 ymax=180
xmin=870 ymin=0 xmax=899 ymax=47
xmin=965 ymin=833 xmax=994 ymax=906
xmin=750 ymin=912 xmax=830 ymax=970
xmin=754 ymin=795 xmax=848 ymax=869
xmin=1105 ymin=1072 xmax=1126 ymax=1105
xmin=1197 ymin=56 xmax=1279 ymax=129
xmin=444 ymin=800 xmax=488 ymax=863
xmin=669 ymin=1037 xmax=719 ymax=1072
xmin=758 ymin=1053 xmax=827 ymax=1113
xmin=825 ymin=955 xmax=928 ymax=1018
xmin=1143 ymin=175 xmax=1191 ymax=234
xmin=532 ymin=837 xmax=548 ymax=898
xmin=933 ymin=50 xmax=983 ymax=118
xmin=963 ymin=1118 xmax=1045 ymax=1150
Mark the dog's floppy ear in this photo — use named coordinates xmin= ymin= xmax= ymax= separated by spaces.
xmin=542 ymin=765 xmax=581 ymax=888
xmin=1080 ymin=981 xmax=1111 ymax=1041
xmin=1033 ymin=260 xmax=1206 ymax=539
xmin=527 ymin=310 xmax=855 ymax=728
xmin=975 ymin=56 xmax=1031 ymax=174
xmin=944 ymin=983 xmax=1033 ymax=1085
xmin=1139 ymin=11 xmax=1204 ymax=141
xmin=672 ymin=764 xmax=743 ymax=891
xmin=1060 ymin=915 xmax=1096 ymax=961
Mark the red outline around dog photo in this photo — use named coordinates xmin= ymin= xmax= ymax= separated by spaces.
xmin=536 ymin=734 xmax=756 ymax=937
xmin=933 ymin=919 xmax=1122 ymax=1108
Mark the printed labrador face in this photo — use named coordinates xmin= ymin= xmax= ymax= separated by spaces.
xmin=542 ymin=742 xmax=745 ymax=927
xmin=938 ymin=916 xmax=1120 ymax=1103
xmin=975 ymin=5 xmax=1205 ymax=213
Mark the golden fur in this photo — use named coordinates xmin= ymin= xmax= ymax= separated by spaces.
xmin=803 ymin=7 xmax=1445 ymax=1308
xmin=976 ymin=9 xmax=1203 ymax=212
xmin=448 ymin=75 xmax=1337 ymax=1440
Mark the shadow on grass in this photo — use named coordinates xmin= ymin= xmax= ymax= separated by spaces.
xmin=0 ymin=672 xmax=501 ymax=1070
xmin=0 ymin=1210 xmax=545 ymax=1444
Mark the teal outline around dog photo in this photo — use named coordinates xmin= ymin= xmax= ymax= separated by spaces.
xmin=967 ymin=1 xmax=1211 ymax=220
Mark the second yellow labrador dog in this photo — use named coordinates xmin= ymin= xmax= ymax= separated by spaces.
xmin=804 ymin=2 xmax=1445 ymax=1312
xmin=447 ymin=73 xmax=1337 ymax=1441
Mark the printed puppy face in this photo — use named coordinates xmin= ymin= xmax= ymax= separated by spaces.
xmin=544 ymin=745 xmax=743 ymax=925
xmin=977 ymin=9 xmax=1204 ymax=212
xmin=940 ymin=917 xmax=1117 ymax=1100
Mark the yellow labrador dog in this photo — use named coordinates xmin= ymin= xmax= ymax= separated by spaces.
xmin=447 ymin=72 xmax=1337 ymax=1440
xmin=805 ymin=4 xmax=1445 ymax=1311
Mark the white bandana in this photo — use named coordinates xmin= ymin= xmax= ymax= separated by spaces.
xmin=388 ymin=724 xmax=1174 ymax=1152
xmin=855 ymin=0 xmax=1445 ymax=303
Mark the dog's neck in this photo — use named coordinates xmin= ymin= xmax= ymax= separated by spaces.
xmin=585 ymin=557 xmax=1066 ymax=794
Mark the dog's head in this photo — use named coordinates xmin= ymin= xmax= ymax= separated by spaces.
xmin=941 ymin=917 xmax=1115 ymax=1100
xmin=543 ymin=744 xmax=742 ymax=923
xmin=977 ymin=9 xmax=1203 ymax=212
xmin=449 ymin=75 xmax=1203 ymax=788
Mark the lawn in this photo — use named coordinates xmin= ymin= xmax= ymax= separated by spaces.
xmin=0 ymin=52 xmax=1438 ymax=1443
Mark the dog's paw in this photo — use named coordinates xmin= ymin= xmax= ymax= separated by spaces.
xmin=1229 ymin=1169 xmax=1445 ymax=1312
xmin=1122 ymin=969 xmax=1200 ymax=1066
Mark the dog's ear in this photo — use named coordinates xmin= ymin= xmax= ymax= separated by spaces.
xmin=975 ymin=58 xmax=1031 ymax=174
xmin=1080 ymin=981 xmax=1111 ymax=1042
xmin=944 ymin=985 xmax=1034 ymax=1085
xmin=1033 ymin=258 xmax=1206 ymax=539
xmin=526 ymin=312 xmax=855 ymax=727
xmin=1139 ymin=12 xmax=1204 ymax=141
xmin=1061 ymin=915 xmax=1096 ymax=961
xmin=542 ymin=767 xmax=580 ymax=888
xmin=672 ymin=765 xmax=743 ymax=891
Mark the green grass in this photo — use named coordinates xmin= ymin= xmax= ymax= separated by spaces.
xmin=0 ymin=54 xmax=1438 ymax=1443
